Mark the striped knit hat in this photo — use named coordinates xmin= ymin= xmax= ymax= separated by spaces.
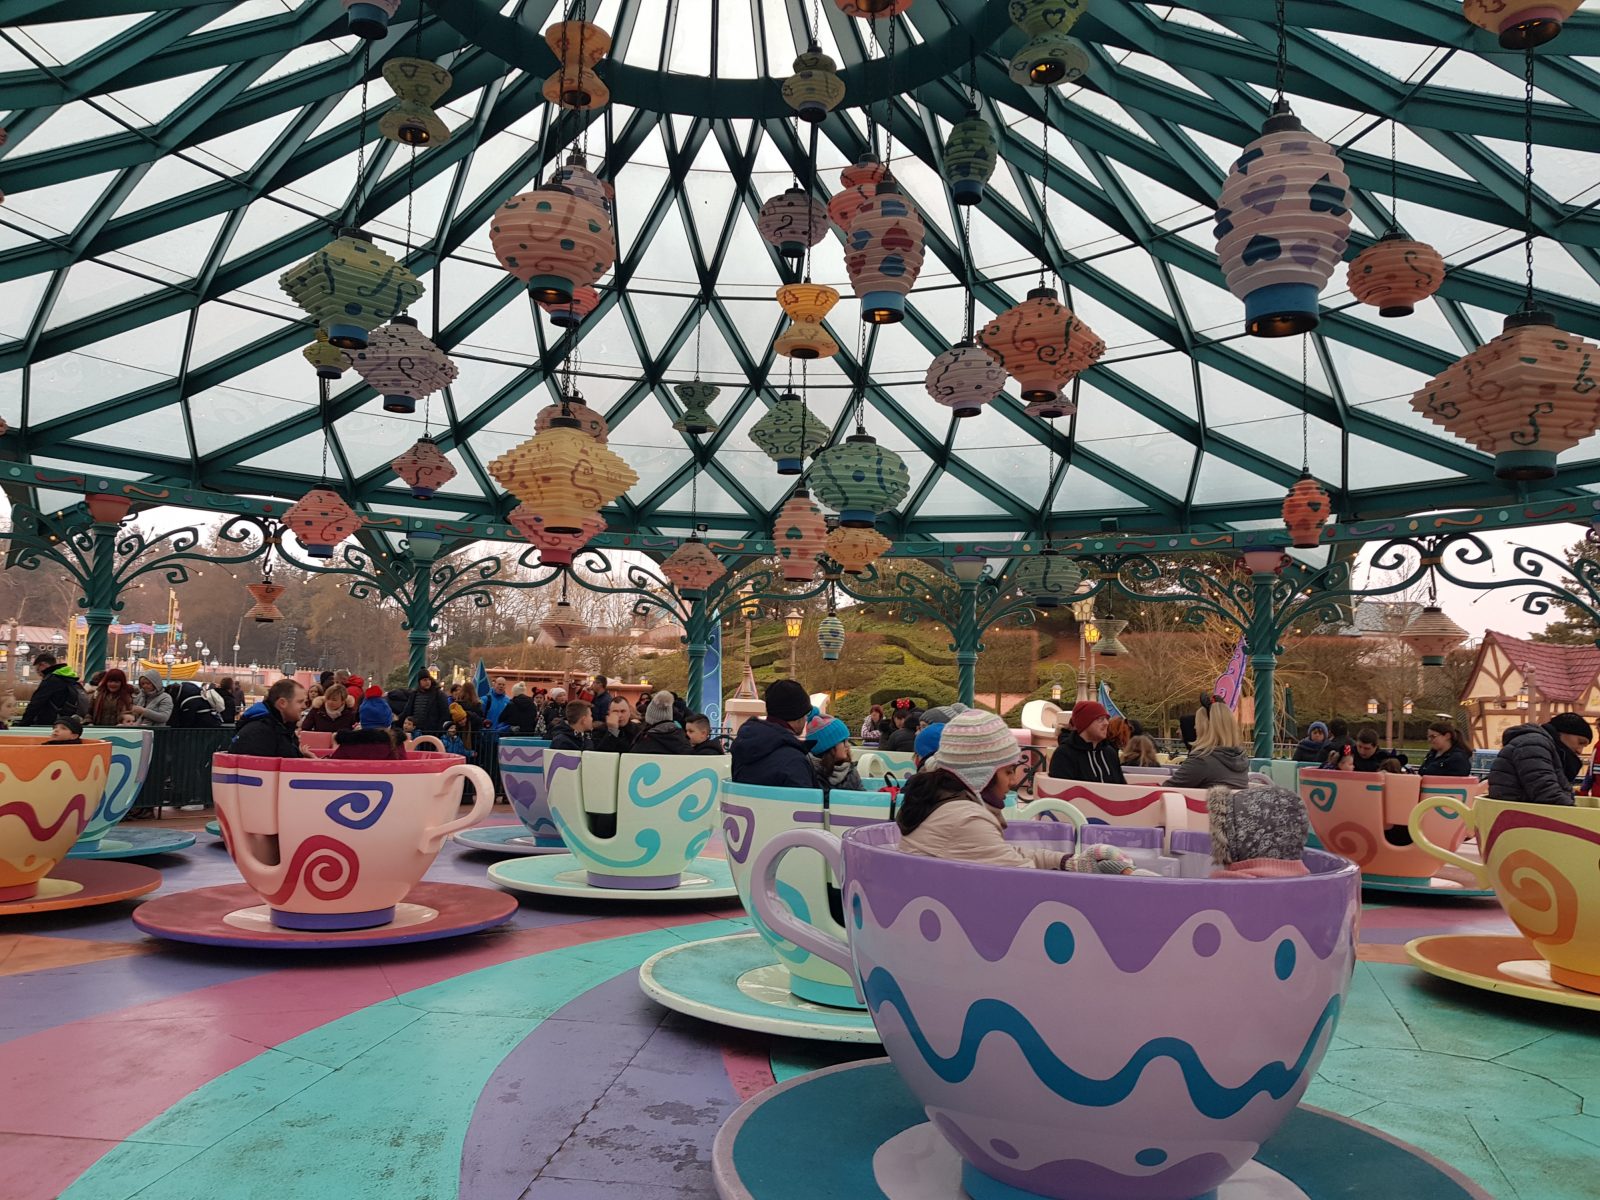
xmin=930 ymin=709 xmax=1022 ymax=795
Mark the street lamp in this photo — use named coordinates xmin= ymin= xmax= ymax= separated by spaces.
xmin=785 ymin=608 xmax=804 ymax=678
xmin=1050 ymin=678 xmax=1063 ymax=703
xmin=1366 ymin=697 xmax=1379 ymax=716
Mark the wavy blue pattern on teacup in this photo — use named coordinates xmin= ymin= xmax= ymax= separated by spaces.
xmin=550 ymin=808 xmax=663 ymax=870
xmin=627 ymin=762 xmax=722 ymax=821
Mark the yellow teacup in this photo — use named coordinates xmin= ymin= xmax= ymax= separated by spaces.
xmin=0 ymin=738 xmax=112 ymax=901
xmin=1410 ymin=796 xmax=1600 ymax=993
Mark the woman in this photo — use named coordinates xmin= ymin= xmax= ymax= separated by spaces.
xmin=401 ymin=671 xmax=451 ymax=734
xmin=500 ymin=683 xmax=543 ymax=735
xmin=455 ymin=685 xmax=486 ymax=752
xmin=1168 ymin=702 xmax=1250 ymax=790
xmin=1293 ymin=721 xmax=1331 ymax=763
xmin=89 ymin=668 xmax=134 ymax=726
xmin=631 ymin=690 xmax=690 ymax=755
xmin=1121 ymin=735 xmax=1160 ymax=767
xmin=860 ymin=705 xmax=884 ymax=747
xmin=130 ymin=668 xmax=173 ymax=727
xmin=1047 ymin=701 xmax=1125 ymax=784
xmin=215 ymin=676 xmax=240 ymax=724
xmin=303 ymin=683 xmax=357 ymax=733
xmin=1418 ymin=719 xmax=1473 ymax=777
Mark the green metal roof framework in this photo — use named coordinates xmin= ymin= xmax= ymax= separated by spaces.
xmin=1 ymin=0 xmax=1599 ymax=542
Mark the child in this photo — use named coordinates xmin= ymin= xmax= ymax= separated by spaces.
xmin=1323 ymin=744 xmax=1354 ymax=771
xmin=685 ymin=713 xmax=723 ymax=756
xmin=330 ymin=727 xmax=404 ymax=760
xmin=441 ymin=722 xmax=471 ymax=760
xmin=358 ymin=685 xmax=395 ymax=731
xmin=45 ymin=714 xmax=83 ymax=744
xmin=1207 ymin=784 xmax=1310 ymax=878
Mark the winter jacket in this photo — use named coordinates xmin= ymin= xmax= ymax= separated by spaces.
xmin=1351 ymin=747 xmax=1403 ymax=773
xmin=883 ymin=726 xmax=918 ymax=753
xmin=230 ymin=706 xmax=306 ymax=758
xmin=633 ymin=720 xmax=692 ymax=756
xmin=500 ymin=695 xmax=543 ymax=735
xmin=899 ymin=782 xmax=1068 ymax=870
xmin=546 ymin=719 xmax=585 ymax=752
xmin=860 ymin=717 xmax=881 ymax=746
xmin=591 ymin=690 xmax=615 ymax=724
xmin=329 ymin=729 xmax=401 ymax=760
xmin=691 ymin=738 xmax=725 ymax=757
xmin=441 ymin=731 xmax=470 ymax=759
xmin=592 ymin=722 xmax=639 ymax=754
xmin=165 ymin=680 xmax=222 ymax=728
xmin=402 ymin=685 xmax=452 ymax=733
xmin=20 ymin=667 xmax=83 ymax=727
xmin=1487 ymin=723 xmax=1578 ymax=806
xmin=484 ymin=692 xmax=512 ymax=726
xmin=1048 ymin=730 xmax=1126 ymax=785
xmin=131 ymin=669 xmax=173 ymax=727
xmin=1293 ymin=736 xmax=1331 ymax=764
xmin=1418 ymin=745 xmax=1473 ymax=777
xmin=731 ymin=718 xmax=818 ymax=790
xmin=1168 ymin=746 xmax=1250 ymax=791
xmin=303 ymin=703 xmax=358 ymax=734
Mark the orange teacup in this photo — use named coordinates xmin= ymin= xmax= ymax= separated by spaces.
xmin=0 ymin=738 xmax=112 ymax=901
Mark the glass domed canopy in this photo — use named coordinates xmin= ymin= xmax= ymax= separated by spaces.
xmin=0 ymin=1 xmax=1598 ymax=541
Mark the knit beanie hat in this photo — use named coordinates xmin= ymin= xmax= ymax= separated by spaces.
xmin=512 ymin=682 xmax=526 ymax=696
xmin=1547 ymin=712 xmax=1594 ymax=744
xmin=53 ymin=714 xmax=84 ymax=737
xmin=1070 ymin=701 xmax=1109 ymax=733
xmin=358 ymin=692 xmax=395 ymax=730
xmin=364 ymin=685 xmax=384 ymax=699
xmin=802 ymin=711 xmax=850 ymax=755
xmin=345 ymin=675 xmax=365 ymax=694
xmin=1207 ymin=785 xmax=1309 ymax=867
xmin=930 ymin=710 xmax=1022 ymax=795
xmin=914 ymin=722 xmax=946 ymax=762
xmin=1307 ymin=721 xmax=1328 ymax=738
xmin=646 ymin=689 xmax=676 ymax=726
xmin=765 ymin=679 xmax=812 ymax=722
xmin=921 ymin=702 xmax=969 ymax=726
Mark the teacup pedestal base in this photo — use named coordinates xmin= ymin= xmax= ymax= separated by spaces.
xmin=68 ymin=828 xmax=198 ymax=860
xmin=488 ymin=853 xmax=740 ymax=902
xmin=713 ymin=1059 xmax=1491 ymax=1200
xmin=0 ymin=860 xmax=162 ymax=915
xmin=638 ymin=931 xmax=880 ymax=1044
xmin=1360 ymin=871 xmax=1496 ymax=899
xmin=271 ymin=904 xmax=396 ymax=931
xmin=452 ymin=823 xmax=568 ymax=855
xmin=1406 ymin=933 xmax=1600 ymax=1012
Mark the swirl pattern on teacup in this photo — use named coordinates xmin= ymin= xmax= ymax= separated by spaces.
xmin=1496 ymin=848 xmax=1580 ymax=948
xmin=1323 ymin=820 xmax=1378 ymax=867
xmin=628 ymin=763 xmax=722 ymax=822
xmin=286 ymin=778 xmax=394 ymax=831
xmin=261 ymin=835 xmax=360 ymax=906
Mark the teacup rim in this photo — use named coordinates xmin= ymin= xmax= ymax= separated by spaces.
xmin=215 ymin=751 xmax=463 ymax=774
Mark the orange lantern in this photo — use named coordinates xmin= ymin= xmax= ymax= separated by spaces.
xmin=1347 ymin=233 xmax=1446 ymax=318
xmin=1281 ymin=474 xmax=1332 ymax=548
xmin=488 ymin=417 xmax=638 ymax=534
xmin=774 ymin=283 xmax=840 ymax=360
xmin=828 ymin=152 xmax=886 ymax=230
xmin=535 ymin=397 xmax=608 ymax=442
xmin=834 ymin=0 xmax=913 ymax=17
xmin=661 ymin=536 xmax=727 ymax=595
xmin=773 ymin=488 xmax=829 ymax=582
xmin=538 ymin=285 xmax=601 ymax=330
xmin=542 ymin=20 xmax=611 ymax=109
xmin=282 ymin=488 xmax=362 ymax=559
xmin=1399 ymin=605 xmax=1468 ymax=667
xmin=244 ymin=582 xmax=286 ymax=623
xmin=845 ymin=180 xmax=926 ymax=325
xmin=1463 ymin=0 xmax=1580 ymax=47
xmin=980 ymin=286 xmax=1105 ymax=402
xmin=825 ymin=526 xmax=891 ymax=576
xmin=509 ymin=504 xmax=605 ymax=567
xmin=391 ymin=436 xmax=457 ymax=499
xmin=490 ymin=185 xmax=614 ymax=304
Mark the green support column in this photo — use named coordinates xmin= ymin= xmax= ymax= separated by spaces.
xmin=683 ymin=595 xmax=711 ymax=715
xmin=1247 ymin=567 xmax=1279 ymax=760
xmin=953 ymin=576 xmax=980 ymax=709
xmin=81 ymin=518 xmax=121 ymax=679
xmin=405 ymin=562 xmax=433 ymax=685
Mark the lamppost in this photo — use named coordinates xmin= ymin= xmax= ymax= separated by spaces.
xmin=15 ymin=643 xmax=29 ymax=682
xmin=1051 ymin=677 xmax=1063 ymax=703
xmin=785 ymin=608 xmax=803 ymax=678
xmin=163 ymin=649 xmax=177 ymax=682
xmin=1072 ymin=597 xmax=1097 ymax=702
xmin=129 ymin=635 xmax=145 ymax=672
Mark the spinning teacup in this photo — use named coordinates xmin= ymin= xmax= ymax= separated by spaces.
xmin=498 ymin=738 xmax=561 ymax=846
xmin=0 ymin=738 xmax=111 ymax=901
xmin=547 ymin=751 xmax=728 ymax=890
xmin=211 ymin=750 xmax=493 ymax=930
xmin=1411 ymin=797 xmax=1600 ymax=993
xmin=1301 ymin=769 xmax=1479 ymax=882
xmin=753 ymin=824 xmax=1358 ymax=1200
xmin=0 ymin=726 xmax=150 ymax=850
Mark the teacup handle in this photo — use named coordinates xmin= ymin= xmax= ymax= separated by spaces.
xmin=411 ymin=735 xmax=445 ymax=753
xmin=1016 ymin=797 xmax=1087 ymax=831
xmin=750 ymin=828 xmax=853 ymax=976
xmin=1407 ymin=794 xmax=1488 ymax=886
xmin=422 ymin=762 xmax=497 ymax=852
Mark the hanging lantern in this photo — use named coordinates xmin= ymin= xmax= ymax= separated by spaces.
xmin=1009 ymin=550 xmax=1084 ymax=610
xmin=244 ymin=582 xmax=286 ymax=623
xmin=540 ymin=618 xmax=588 ymax=650
xmin=773 ymin=487 xmax=829 ymax=583
xmin=833 ymin=0 xmax=913 ymax=16
xmin=661 ymin=536 xmax=727 ymax=596
xmin=490 ymin=185 xmax=615 ymax=304
xmin=349 ymin=316 xmax=458 ymax=414
xmin=809 ymin=432 xmax=911 ymax=527
xmin=509 ymin=504 xmax=605 ymax=567
xmin=925 ymin=341 xmax=1006 ymax=418
xmin=543 ymin=20 xmax=612 ymax=110
xmin=980 ymin=286 xmax=1105 ymax=402
xmin=343 ymin=0 xmax=400 ymax=40
xmin=390 ymin=436 xmax=457 ymax=500
xmin=817 ymin=614 xmax=846 ymax=662
xmin=1007 ymin=0 xmax=1090 ymax=84
xmin=535 ymin=396 xmax=608 ymax=443
xmin=673 ymin=382 xmax=721 ymax=435
xmin=1463 ymin=0 xmax=1580 ymax=48
xmin=1093 ymin=618 xmax=1131 ymax=658
xmin=758 ymin=188 xmax=829 ymax=260
xmin=825 ymin=526 xmax=891 ymax=576
xmin=943 ymin=111 xmax=998 ymax=205
xmin=781 ymin=45 xmax=847 ymax=123
xmin=303 ymin=332 xmax=350 ymax=380
xmin=279 ymin=229 xmax=423 ymax=350
xmin=775 ymin=283 xmax=840 ymax=360
xmin=538 ymin=286 xmax=601 ymax=329
xmin=1281 ymin=473 xmax=1332 ymax=548
xmin=548 ymin=151 xmax=616 ymax=224
xmin=488 ymin=417 xmax=639 ymax=534
xmin=846 ymin=180 xmax=926 ymax=325
xmin=1410 ymin=310 xmax=1600 ymax=481
xmin=282 ymin=488 xmax=362 ymax=560
xmin=1400 ymin=606 xmax=1469 ymax=667
xmin=1347 ymin=232 xmax=1446 ymax=318
xmin=1214 ymin=99 xmax=1351 ymax=338
xmin=828 ymin=152 xmax=886 ymax=230
xmin=1024 ymin=395 xmax=1078 ymax=421
xmin=380 ymin=58 xmax=451 ymax=147
xmin=751 ymin=392 xmax=829 ymax=474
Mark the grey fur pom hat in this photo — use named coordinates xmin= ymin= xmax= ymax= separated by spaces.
xmin=1207 ymin=785 xmax=1309 ymax=867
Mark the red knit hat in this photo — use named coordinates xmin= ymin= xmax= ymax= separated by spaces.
xmin=1070 ymin=701 xmax=1109 ymax=733
xmin=365 ymin=685 xmax=384 ymax=699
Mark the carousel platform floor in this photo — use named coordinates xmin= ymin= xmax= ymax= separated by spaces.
xmin=2 ymin=812 xmax=1597 ymax=1200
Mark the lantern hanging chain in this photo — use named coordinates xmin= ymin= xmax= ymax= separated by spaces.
xmin=1522 ymin=47 xmax=1536 ymax=313
xmin=319 ymin=377 xmax=332 ymax=485
xmin=354 ymin=41 xmax=372 ymax=223
xmin=694 ymin=299 xmax=705 ymax=381
xmin=405 ymin=145 xmax=417 ymax=259
xmin=1044 ymin=416 xmax=1056 ymax=536
xmin=810 ymin=0 xmax=820 ymax=45
xmin=866 ymin=23 xmax=879 ymax=159
xmin=1039 ymin=117 xmax=1051 ymax=289
xmin=1274 ymin=0 xmax=1287 ymax=104
xmin=1300 ymin=333 xmax=1310 ymax=474
xmin=883 ymin=17 xmax=897 ymax=170
xmin=854 ymin=323 xmax=868 ymax=432
xmin=1388 ymin=119 xmax=1399 ymax=233
xmin=962 ymin=204 xmax=975 ymax=342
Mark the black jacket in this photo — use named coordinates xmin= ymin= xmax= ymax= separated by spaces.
xmin=883 ymin=725 xmax=918 ymax=753
xmin=633 ymin=720 xmax=692 ymax=755
xmin=731 ymin=718 xmax=817 ymax=789
xmin=230 ymin=708 xmax=306 ymax=758
xmin=1487 ymin=723 xmax=1577 ymax=806
xmin=1418 ymin=745 xmax=1473 ymax=777
xmin=592 ymin=721 xmax=640 ymax=754
xmin=501 ymin=695 xmax=543 ymax=735
xmin=547 ymin=719 xmax=585 ymax=752
xmin=1351 ymin=747 xmax=1403 ymax=772
xmin=21 ymin=668 xmax=82 ymax=727
xmin=402 ymin=685 xmax=452 ymax=733
xmin=1293 ymin=736 xmax=1331 ymax=763
xmin=1049 ymin=730 xmax=1126 ymax=784
xmin=691 ymin=738 xmax=725 ymax=756
xmin=591 ymin=690 xmax=615 ymax=724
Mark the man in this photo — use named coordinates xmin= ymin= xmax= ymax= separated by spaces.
xmin=548 ymin=700 xmax=591 ymax=752
xmin=592 ymin=700 xmax=640 ymax=753
xmin=883 ymin=706 xmax=920 ymax=753
xmin=731 ymin=679 xmax=816 ymax=789
xmin=20 ymin=652 xmax=83 ymax=727
xmin=633 ymin=691 xmax=691 ymax=755
xmin=230 ymin=678 xmax=309 ymax=758
xmin=318 ymin=670 xmax=335 ymax=691
xmin=1488 ymin=712 xmax=1592 ymax=806
xmin=1048 ymin=700 xmax=1126 ymax=784
xmin=806 ymin=712 xmax=861 ymax=790
xmin=402 ymin=671 xmax=451 ymax=733
xmin=1351 ymin=728 xmax=1402 ymax=773
xmin=591 ymin=675 xmax=614 ymax=724
xmin=485 ymin=677 xmax=512 ymax=727
xmin=685 ymin=713 xmax=723 ymax=756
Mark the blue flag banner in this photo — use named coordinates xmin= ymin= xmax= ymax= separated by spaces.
xmin=1097 ymin=681 xmax=1124 ymax=720
xmin=474 ymin=659 xmax=492 ymax=707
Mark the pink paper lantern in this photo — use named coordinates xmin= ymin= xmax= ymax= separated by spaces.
xmin=925 ymin=341 xmax=1006 ymax=417
xmin=845 ymin=180 xmax=926 ymax=325
xmin=491 ymin=185 xmax=615 ymax=304
xmin=828 ymin=152 xmax=886 ymax=230
xmin=509 ymin=504 xmax=605 ymax=566
xmin=391 ymin=437 xmax=458 ymax=499
xmin=758 ymin=188 xmax=829 ymax=259
xmin=534 ymin=397 xmax=608 ymax=442
xmin=773 ymin=488 xmax=829 ymax=582
xmin=282 ymin=488 xmax=362 ymax=559
xmin=661 ymin=537 xmax=727 ymax=596
xmin=349 ymin=316 xmax=458 ymax=414
xmin=538 ymin=286 xmax=601 ymax=329
xmin=980 ymin=286 xmax=1105 ymax=402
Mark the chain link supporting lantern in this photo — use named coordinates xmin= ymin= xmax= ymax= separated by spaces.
xmin=1281 ymin=473 xmax=1332 ymax=548
xmin=380 ymin=58 xmax=452 ymax=147
xmin=543 ymin=20 xmax=612 ymax=109
xmin=1347 ymin=232 xmax=1446 ymax=318
xmin=925 ymin=340 xmax=1006 ymax=417
xmin=817 ymin=613 xmax=846 ymax=661
xmin=751 ymin=392 xmax=829 ymax=474
xmin=280 ymin=229 xmax=423 ymax=350
xmin=244 ymin=582 xmax=286 ymax=623
xmin=828 ymin=152 xmax=886 ymax=230
xmin=758 ymin=188 xmax=829 ymax=259
xmin=781 ymin=45 xmax=847 ymax=122
xmin=1009 ymin=550 xmax=1084 ymax=609
xmin=809 ymin=432 xmax=911 ymax=527
xmin=1410 ymin=310 xmax=1600 ymax=481
xmin=548 ymin=151 xmax=616 ymax=224
xmin=825 ymin=526 xmax=891 ymax=576
xmin=343 ymin=0 xmax=400 ymax=40
xmin=942 ymin=111 xmax=998 ymax=205
xmin=349 ymin=316 xmax=459 ymax=414
xmin=660 ymin=536 xmax=727 ymax=596
xmin=488 ymin=416 xmax=639 ymax=534
xmin=538 ymin=285 xmax=600 ymax=329
xmin=846 ymin=181 xmax=926 ymax=325
xmin=491 ymin=185 xmax=615 ymax=304
xmin=508 ymin=504 xmax=605 ymax=567
xmin=1007 ymin=0 xmax=1090 ymax=84
xmin=303 ymin=332 xmax=350 ymax=380
xmin=1214 ymin=99 xmax=1351 ymax=338
xmin=282 ymin=488 xmax=362 ymax=560
xmin=980 ymin=286 xmax=1105 ymax=402
xmin=775 ymin=283 xmax=840 ymax=360
xmin=535 ymin=396 xmax=608 ymax=442
xmin=390 ymin=436 xmax=458 ymax=499
xmin=1400 ymin=605 xmax=1469 ymax=667
xmin=773 ymin=487 xmax=829 ymax=582
xmin=1463 ymin=0 xmax=1581 ymax=48
xmin=673 ymin=382 xmax=721 ymax=435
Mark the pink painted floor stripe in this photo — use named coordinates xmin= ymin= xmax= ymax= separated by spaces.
xmin=720 ymin=1030 xmax=779 ymax=1102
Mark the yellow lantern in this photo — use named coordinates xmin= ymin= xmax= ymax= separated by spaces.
xmin=543 ymin=20 xmax=611 ymax=109
xmin=825 ymin=526 xmax=891 ymax=576
xmin=279 ymin=229 xmax=423 ymax=350
xmin=380 ymin=58 xmax=451 ymax=146
xmin=781 ymin=45 xmax=846 ymax=122
xmin=774 ymin=283 xmax=840 ymax=361
xmin=488 ymin=416 xmax=639 ymax=534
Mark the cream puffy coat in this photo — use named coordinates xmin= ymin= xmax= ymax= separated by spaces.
xmin=899 ymin=790 xmax=1069 ymax=870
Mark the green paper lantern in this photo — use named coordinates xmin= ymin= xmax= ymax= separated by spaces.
xmin=809 ymin=432 xmax=911 ymax=528
xmin=1008 ymin=550 xmax=1083 ymax=610
xmin=279 ymin=229 xmax=423 ymax=350
xmin=750 ymin=393 xmax=830 ymax=475
xmin=673 ymin=382 xmax=720 ymax=435
xmin=817 ymin=614 xmax=846 ymax=662
xmin=943 ymin=111 xmax=997 ymax=205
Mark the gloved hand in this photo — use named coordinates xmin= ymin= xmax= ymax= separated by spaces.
xmin=1061 ymin=844 xmax=1138 ymax=875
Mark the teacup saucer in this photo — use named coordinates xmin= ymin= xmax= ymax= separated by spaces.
xmin=488 ymin=853 xmax=739 ymax=901
xmin=68 ymin=828 xmax=198 ymax=859
xmin=1360 ymin=870 xmax=1495 ymax=899
xmin=204 ymin=819 xmax=221 ymax=836
xmin=130 ymin=881 xmax=517 ymax=948
xmin=452 ymin=823 xmax=569 ymax=855
xmin=639 ymin=930 xmax=880 ymax=1043
xmin=712 ymin=1059 xmax=1491 ymax=1200
xmin=1406 ymin=933 xmax=1600 ymax=1012
xmin=0 ymin=860 xmax=162 ymax=915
